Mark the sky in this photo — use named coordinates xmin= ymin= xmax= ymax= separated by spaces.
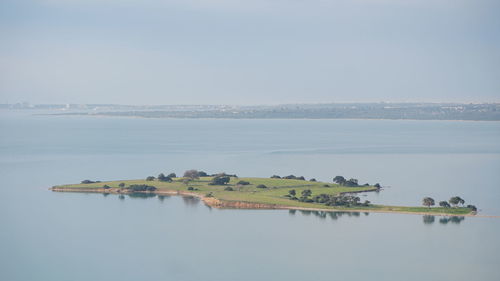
xmin=0 ymin=0 xmax=499 ymax=105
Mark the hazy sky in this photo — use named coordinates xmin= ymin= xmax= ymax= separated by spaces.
xmin=1 ymin=0 xmax=499 ymax=105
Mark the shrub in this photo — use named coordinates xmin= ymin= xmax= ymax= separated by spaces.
xmin=323 ymin=184 xmax=330 ymax=187
xmin=374 ymin=183 xmax=381 ymax=188
xmin=209 ymin=175 xmax=230 ymax=185
xmin=206 ymin=192 xmax=214 ymax=197
xmin=146 ymin=176 xmax=155 ymax=181
xmin=237 ymin=180 xmax=250 ymax=185
xmin=271 ymin=175 xmax=281 ymax=179
xmin=187 ymin=186 xmax=194 ymax=191
xmin=224 ymin=186 xmax=234 ymax=191
xmin=103 ymin=185 xmax=111 ymax=189
xmin=157 ymin=173 xmax=172 ymax=182
xmin=81 ymin=180 xmax=99 ymax=184
xmin=309 ymin=178 xmax=317 ymax=182
xmin=118 ymin=183 xmax=125 ymax=188
xmin=128 ymin=184 xmax=157 ymax=192
xmin=256 ymin=184 xmax=267 ymax=189
xmin=168 ymin=173 xmax=177 ymax=178
xmin=467 ymin=205 xmax=477 ymax=211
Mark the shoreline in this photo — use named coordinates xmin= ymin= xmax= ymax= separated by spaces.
xmin=50 ymin=187 xmax=487 ymax=218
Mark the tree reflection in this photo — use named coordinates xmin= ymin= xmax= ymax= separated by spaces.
xmin=423 ymin=215 xmax=435 ymax=224
xmin=182 ymin=196 xmax=200 ymax=207
xmin=438 ymin=216 xmax=465 ymax=225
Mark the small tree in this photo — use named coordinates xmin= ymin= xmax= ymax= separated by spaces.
xmin=167 ymin=173 xmax=176 ymax=178
xmin=288 ymin=189 xmax=296 ymax=197
xmin=439 ymin=201 xmax=450 ymax=208
xmin=146 ymin=176 xmax=155 ymax=181
xmin=209 ymin=175 xmax=230 ymax=185
xmin=449 ymin=196 xmax=465 ymax=207
xmin=301 ymin=189 xmax=312 ymax=197
xmin=158 ymin=173 xmax=172 ymax=182
xmin=184 ymin=170 xmax=200 ymax=180
xmin=333 ymin=176 xmax=346 ymax=185
xmin=422 ymin=197 xmax=435 ymax=209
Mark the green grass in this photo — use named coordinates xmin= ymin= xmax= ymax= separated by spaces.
xmin=53 ymin=176 xmax=474 ymax=215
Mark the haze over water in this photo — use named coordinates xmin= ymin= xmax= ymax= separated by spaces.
xmin=1 ymin=111 xmax=499 ymax=281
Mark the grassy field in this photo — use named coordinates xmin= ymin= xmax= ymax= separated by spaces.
xmin=53 ymin=176 xmax=474 ymax=215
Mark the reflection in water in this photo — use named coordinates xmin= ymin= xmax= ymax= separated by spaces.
xmin=118 ymin=194 xmax=125 ymax=200
xmin=423 ymin=215 xmax=465 ymax=225
xmin=292 ymin=210 xmax=367 ymax=221
xmin=423 ymin=215 xmax=435 ymax=224
xmin=439 ymin=216 xmax=465 ymax=224
xmin=128 ymin=193 xmax=157 ymax=199
xmin=157 ymin=195 xmax=171 ymax=202
xmin=103 ymin=193 xmax=110 ymax=197
xmin=182 ymin=196 xmax=200 ymax=207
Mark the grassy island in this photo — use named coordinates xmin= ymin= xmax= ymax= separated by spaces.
xmin=51 ymin=172 xmax=476 ymax=216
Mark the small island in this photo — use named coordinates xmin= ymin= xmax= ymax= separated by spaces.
xmin=51 ymin=170 xmax=477 ymax=216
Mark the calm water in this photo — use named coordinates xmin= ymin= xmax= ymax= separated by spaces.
xmin=1 ymin=111 xmax=499 ymax=281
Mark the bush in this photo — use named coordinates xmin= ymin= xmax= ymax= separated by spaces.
xmin=187 ymin=186 xmax=194 ymax=191
xmin=118 ymin=183 xmax=125 ymax=188
xmin=168 ymin=173 xmax=177 ymax=178
xmin=146 ymin=176 xmax=155 ymax=181
xmin=467 ymin=205 xmax=477 ymax=211
xmin=256 ymin=184 xmax=268 ymax=189
xmin=309 ymin=178 xmax=317 ymax=182
xmin=206 ymin=192 xmax=214 ymax=197
xmin=237 ymin=180 xmax=250 ymax=185
xmin=158 ymin=173 xmax=172 ymax=182
xmin=374 ymin=183 xmax=381 ymax=188
xmin=81 ymin=180 xmax=99 ymax=184
xmin=224 ymin=186 xmax=234 ymax=191
xmin=323 ymin=184 xmax=330 ymax=187
xmin=197 ymin=171 xmax=208 ymax=177
xmin=271 ymin=175 xmax=281 ymax=179
xmin=103 ymin=185 xmax=111 ymax=189
xmin=128 ymin=184 xmax=157 ymax=192
xmin=209 ymin=175 xmax=230 ymax=185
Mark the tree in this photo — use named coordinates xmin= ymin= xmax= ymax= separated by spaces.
xmin=158 ymin=173 xmax=172 ymax=182
xmin=422 ymin=197 xmax=435 ymax=208
xmin=209 ymin=175 xmax=230 ymax=185
xmin=197 ymin=171 xmax=208 ymax=177
xmin=374 ymin=183 xmax=381 ymax=188
xmin=271 ymin=175 xmax=281 ymax=179
xmin=288 ymin=189 xmax=296 ymax=196
xmin=118 ymin=183 xmax=125 ymax=188
xmin=449 ymin=196 xmax=465 ymax=207
xmin=301 ymin=189 xmax=312 ymax=197
xmin=167 ymin=173 xmax=176 ymax=178
xmin=333 ymin=176 xmax=346 ymax=185
xmin=344 ymin=178 xmax=359 ymax=187
xmin=184 ymin=170 xmax=200 ymax=180
xmin=439 ymin=201 xmax=450 ymax=208
xmin=146 ymin=176 xmax=155 ymax=181
xmin=309 ymin=178 xmax=317 ymax=182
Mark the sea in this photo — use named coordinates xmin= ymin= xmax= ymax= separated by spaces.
xmin=1 ymin=110 xmax=499 ymax=281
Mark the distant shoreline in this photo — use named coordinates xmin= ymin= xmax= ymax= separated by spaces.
xmin=42 ymin=112 xmax=500 ymax=122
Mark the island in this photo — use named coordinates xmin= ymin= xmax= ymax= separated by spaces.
xmin=50 ymin=170 xmax=477 ymax=216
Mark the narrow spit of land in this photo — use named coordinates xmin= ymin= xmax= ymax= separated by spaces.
xmin=50 ymin=175 xmax=476 ymax=217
